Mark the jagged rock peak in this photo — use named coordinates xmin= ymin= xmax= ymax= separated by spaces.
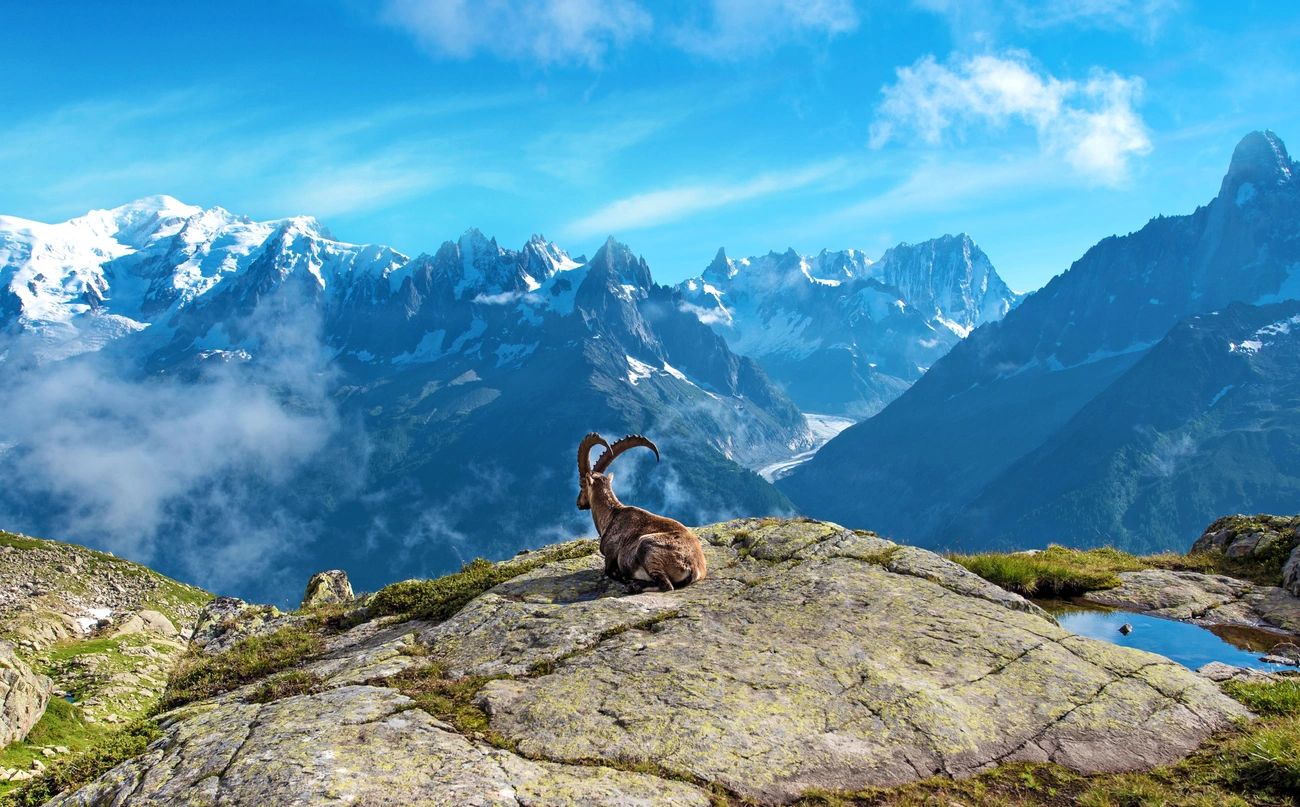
xmin=702 ymin=246 xmax=735 ymax=283
xmin=1220 ymin=130 xmax=1295 ymax=196
xmin=589 ymin=237 xmax=652 ymax=289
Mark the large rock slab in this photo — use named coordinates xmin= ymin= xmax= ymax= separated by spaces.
xmin=0 ymin=643 xmax=51 ymax=747
xmin=468 ymin=520 xmax=1246 ymax=803
xmin=1084 ymin=568 xmax=1300 ymax=635
xmin=49 ymin=519 xmax=1251 ymax=805
xmin=45 ymin=686 xmax=710 ymax=807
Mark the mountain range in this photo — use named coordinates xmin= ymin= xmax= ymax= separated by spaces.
xmin=0 ymin=195 xmax=1015 ymax=602
xmin=781 ymin=130 xmax=1300 ymax=553
xmin=4 ymin=130 xmax=1295 ymax=597
xmin=0 ymin=202 xmax=812 ymax=602
xmin=677 ymin=235 xmax=1020 ymax=417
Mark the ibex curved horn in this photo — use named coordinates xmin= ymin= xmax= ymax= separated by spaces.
xmin=578 ymin=433 xmax=610 ymax=479
xmin=593 ymin=434 xmax=659 ymax=474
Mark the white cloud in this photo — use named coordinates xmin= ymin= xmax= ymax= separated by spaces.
xmin=381 ymin=0 xmax=652 ymax=68
xmin=869 ymin=52 xmax=1152 ymax=185
xmin=567 ymin=161 xmax=844 ymax=237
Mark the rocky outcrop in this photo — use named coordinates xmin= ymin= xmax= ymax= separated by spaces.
xmin=48 ymin=519 xmax=1250 ymax=806
xmin=0 ymin=643 xmax=51 ymax=747
xmin=1084 ymin=568 xmax=1300 ymax=635
xmin=300 ymin=570 xmax=354 ymax=608
xmin=0 ymin=530 xmax=208 ymax=767
xmin=1191 ymin=514 xmax=1300 ymax=596
xmin=0 ymin=531 xmax=209 ymax=652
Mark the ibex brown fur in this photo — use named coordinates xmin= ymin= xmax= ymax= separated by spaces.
xmin=576 ymin=433 xmax=707 ymax=592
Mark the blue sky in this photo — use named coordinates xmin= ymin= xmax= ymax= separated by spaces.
xmin=2 ymin=0 xmax=1298 ymax=291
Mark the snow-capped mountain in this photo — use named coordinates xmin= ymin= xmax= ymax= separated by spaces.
xmin=0 ymin=202 xmax=807 ymax=602
xmin=0 ymin=196 xmax=408 ymax=364
xmin=676 ymin=235 xmax=1019 ymax=417
xmin=782 ymin=131 xmax=1300 ymax=553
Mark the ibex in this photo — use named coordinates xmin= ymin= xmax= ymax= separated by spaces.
xmin=576 ymin=433 xmax=707 ymax=592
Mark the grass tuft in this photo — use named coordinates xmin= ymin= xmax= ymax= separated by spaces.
xmin=947 ymin=546 xmax=1146 ymax=598
xmin=161 ymin=625 xmax=323 ymax=709
xmin=245 ymin=670 xmax=326 ymax=704
xmin=369 ymin=540 xmax=598 ymax=623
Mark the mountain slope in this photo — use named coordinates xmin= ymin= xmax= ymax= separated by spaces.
xmin=0 ymin=206 xmax=807 ymax=603
xmin=781 ymin=130 xmax=1300 ymax=549
xmin=677 ymin=235 xmax=1019 ymax=417
xmin=960 ymin=300 xmax=1300 ymax=552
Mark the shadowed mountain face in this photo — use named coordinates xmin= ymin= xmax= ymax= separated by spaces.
xmin=676 ymin=235 xmax=1020 ymax=418
xmin=0 ymin=206 xmax=806 ymax=603
xmin=781 ymin=131 xmax=1300 ymax=553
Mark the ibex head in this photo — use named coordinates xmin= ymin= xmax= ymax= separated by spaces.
xmin=576 ymin=433 xmax=660 ymax=509
xmin=576 ymin=432 xmax=610 ymax=510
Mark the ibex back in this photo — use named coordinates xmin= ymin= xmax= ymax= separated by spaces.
xmin=576 ymin=433 xmax=707 ymax=592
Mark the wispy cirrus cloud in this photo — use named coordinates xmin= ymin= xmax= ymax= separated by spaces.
xmin=380 ymin=0 xmax=652 ymax=68
xmin=566 ymin=160 xmax=846 ymax=237
xmin=868 ymin=51 xmax=1152 ymax=186
xmin=379 ymin=0 xmax=859 ymax=67
xmin=0 ymin=89 xmax=525 ymax=223
xmin=914 ymin=0 xmax=1180 ymax=44
xmin=670 ymin=0 xmax=859 ymax=58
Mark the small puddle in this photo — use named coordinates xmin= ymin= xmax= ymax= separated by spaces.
xmin=1037 ymin=600 xmax=1296 ymax=672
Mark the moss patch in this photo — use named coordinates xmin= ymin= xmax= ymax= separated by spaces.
xmin=369 ymin=540 xmax=598 ymax=623
xmin=378 ymin=663 xmax=512 ymax=745
xmin=161 ymin=625 xmax=324 ymax=709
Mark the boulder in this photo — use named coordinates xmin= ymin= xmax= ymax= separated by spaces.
xmin=300 ymin=569 xmax=354 ymax=609
xmin=50 ymin=519 xmax=1252 ymax=806
xmin=108 ymin=609 xmax=178 ymax=639
xmin=0 ymin=643 xmax=52 ymax=747
xmin=1191 ymin=514 xmax=1300 ymax=596
xmin=191 ymin=597 xmax=301 ymax=655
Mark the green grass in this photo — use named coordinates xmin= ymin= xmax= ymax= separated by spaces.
xmin=1222 ymin=678 xmax=1300 ymax=716
xmin=160 ymin=625 xmax=324 ymax=709
xmin=369 ymin=540 xmax=598 ymax=623
xmin=0 ymin=719 xmax=161 ymax=807
xmin=952 ymin=539 xmax=1300 ymax=600
xmin=0 ymin=531 xmax=43 ymax=551
xmin=0 ymin=699 xmax=109 ymax=796
xmin=948 ymin=546 xmax=1149 ymax=598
